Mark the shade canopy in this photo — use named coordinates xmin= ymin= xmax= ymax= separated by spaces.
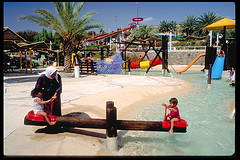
xmin=4 ymin=41 xmax=22 ymax=50
xmin=19 ymin=41 xmax=49 ymax=50
xmin=203 ymin=18 xmax=235 ymax=30
xmin=4 ymin=27 xmax=28 ymax=42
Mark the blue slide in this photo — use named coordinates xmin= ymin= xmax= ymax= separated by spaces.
xmin=211 ymin=56 xmax=225 ymax=79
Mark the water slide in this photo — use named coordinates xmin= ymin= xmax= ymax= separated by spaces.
xmin=211 ymin=56 xmax=225 ymax=79
xmin=176 ymin=53 xmax=206 ymax=74
xmin=76 ymin=26 xmax=135 ymax=44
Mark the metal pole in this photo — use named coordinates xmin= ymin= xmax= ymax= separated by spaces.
xmin=57 ymin=50 xmax=59 ymax=67
xmin=84 ymin=39 xmax=87 ymax=58
xmin=29 ymin=48 xmax=32 ymax=74
xmin=209 ymin=31 xmax=212 ymax=47
xmin=19 ymin=51 xmax=22 ymax=69
xmin=110 ymin=36 xmax=112 ymax=50
xmin=25 ymin=49 xmax=27 ymax=73
xmin=208 ymin=64 xmax=212 ymax=88
xmin=169 ymin=30 xmax=172 ymax=50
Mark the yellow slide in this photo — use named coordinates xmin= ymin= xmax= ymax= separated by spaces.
xmin=176 ymin=53 xmax=206 ymax=74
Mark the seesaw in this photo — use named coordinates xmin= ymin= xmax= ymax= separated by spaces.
xmin=24 ymin=101 xmax=188 ymax=136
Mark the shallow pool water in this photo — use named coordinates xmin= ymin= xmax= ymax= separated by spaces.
xmin=118 ymin=69 xmax=235 ymax=156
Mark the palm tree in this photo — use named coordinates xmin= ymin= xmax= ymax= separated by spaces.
xmin=195 ymin=12 xmax=221 ymax=36
xmin=180 ymin=15 xmax=198 ymax=36
xmin=158 ymin=20 xmax=177 ymax=34
xmin=158 ymin=21 xmax=169 ymax=33
xmin=18 ymin=2 xmax=103 ymax=72
xmin=168 ymin=21 xmax=177 ymax=33
xmin=130 ymin=25 xmax=156 ymax=39
xmin=99 ymin=28 xmax=106 ymax=34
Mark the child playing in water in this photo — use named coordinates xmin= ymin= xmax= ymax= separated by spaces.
xmin=162 ymin=98 xmax=180 ymax=134
xmin=227 ymin=67 xmax=235 ymax=86
xmin=31 ymin=88 xmax=56 ymax=125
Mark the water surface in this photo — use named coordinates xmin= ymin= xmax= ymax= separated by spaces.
xmin=119 ymin=69 xmax=235 ymax=156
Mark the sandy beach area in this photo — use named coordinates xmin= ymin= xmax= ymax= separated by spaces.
xmin=4 ymin=65 xmax=197 ymax=156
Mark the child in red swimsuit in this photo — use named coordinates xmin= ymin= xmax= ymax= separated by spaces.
xmin=162 ymin=98 xmax=180 ymax=134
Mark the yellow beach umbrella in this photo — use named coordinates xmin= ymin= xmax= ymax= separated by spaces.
xmin=203 ymin=18 xmax=235 ymax=49
xmin=203 ymin=18 xmax=235 ymax=30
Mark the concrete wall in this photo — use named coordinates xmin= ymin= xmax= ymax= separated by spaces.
xmin=168 ymin=50 xmax=205 ymax=65
xmin=126 ymin=50 xmax=206 ymax=65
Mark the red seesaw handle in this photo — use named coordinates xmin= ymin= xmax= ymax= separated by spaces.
xmin=49 ymin=101 xmax=56 ymax=122
xmin=50 ymin=101 xmax=53 ymax=116
xmin=162 ymin=104 xmax=168 ymax=121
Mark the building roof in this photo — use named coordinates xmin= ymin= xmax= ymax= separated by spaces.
xmin=3 ymin=41 xmax=22 ymax=51
xmin=19 ymin=41 xmax=49 ymax=50
xmin=3 ymin=27 xmax=49 ymax=51
xmin=3 ymin=27 xmax=29 ymax=42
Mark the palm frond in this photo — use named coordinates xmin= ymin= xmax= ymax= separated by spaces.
xmin=81 ymin=23 xmax=104 ymax=32
xmin=34 ymin=8 xmax=56 ymax=22
xmin=79 ymin=11 xmax=98 ymax=24
xmin=72 ymin=11 xmax=99 ymax=34
xmin=52 ymin=2 xmax=63 ymax=19
xmin=19 ymin=2 xmax=102 ymax=42
xmin=52 ymin=2 xmax=67 ymax=31
xmin=18 ymin=15 xmax=50 ymax=27
xmin=73 ymin=2 xmax=85 ymax=19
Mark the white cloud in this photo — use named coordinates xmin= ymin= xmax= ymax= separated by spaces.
xmin=142 ymin=17 xmax=154 ymax=23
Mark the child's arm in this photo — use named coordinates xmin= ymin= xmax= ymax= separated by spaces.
xmin=34 ymin=98 xmax=52 ymax=105
xmin=169 ymin=107 xmax=178 ymax=112
xmin=162 ymin=104 xmax=172 ymax=110
xmin=162 ymin=103 xmax=168 ymax=108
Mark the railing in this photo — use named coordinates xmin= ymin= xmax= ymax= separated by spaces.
xmin=123 ymin=46 xmax=209 ymax=51
xmin=124 ymin=46 xmax=223 ymax=51
xmin=169 ymin=46 xmax=206 ymax=50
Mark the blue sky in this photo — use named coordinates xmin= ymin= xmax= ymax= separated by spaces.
xmin=4 ymin=2 xmax=235 ymax=33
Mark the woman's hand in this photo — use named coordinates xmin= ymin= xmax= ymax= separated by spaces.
xmin=51 ymin=92 xmax=58 ymax=100
xmin=51 ymin=95 xmax=57 ymax=100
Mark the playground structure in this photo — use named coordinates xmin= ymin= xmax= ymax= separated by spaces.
xmin=164 ymin=18 xmax=236 ymax=77
xmin=204 ymin=18 xmax=236 ymax=79
xmin=76 ymin=25 xmax=136 ymax=44
xmin=205 ymin=44 xmax=235 ymax=79
xmin=24 ymin=101 xmax=188 ymax=133
xmin=119 ymin=36 xmax=171 ymax=76
xmin=176 ymin=44 xmax=235 ymax=81
xmin=71 ymin=24 xmax=137 ymax=75
xmin=96 ymin=51 xmax=124 ymax=74
xmin=176 ymin=53 xmax=206 ymax=74
xmin=3 ymin=27 xmax=50 ymax=73
xmin=24 ymin=101 xmax=188 ymax=150
xmin=128 ymin=56 xmax=162 ymax=69
xmin=4 ymin=17 xmax=235 ymax=78
xmin=210 ymin=55 xmax=225 ymax=79
xmin=176 ymin=48 xmax=226 ymax=79
xmin=74 ymin=26 xmax=171 ymax=76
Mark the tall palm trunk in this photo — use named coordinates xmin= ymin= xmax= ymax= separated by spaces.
xmin=63 ymin=40 xmax=74 ymax=73
xmin=64 ymin=53 xmax=72 ymax=73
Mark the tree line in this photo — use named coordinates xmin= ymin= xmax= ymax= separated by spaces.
xmin=159 ymin=12 xmax=222 ymax=36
